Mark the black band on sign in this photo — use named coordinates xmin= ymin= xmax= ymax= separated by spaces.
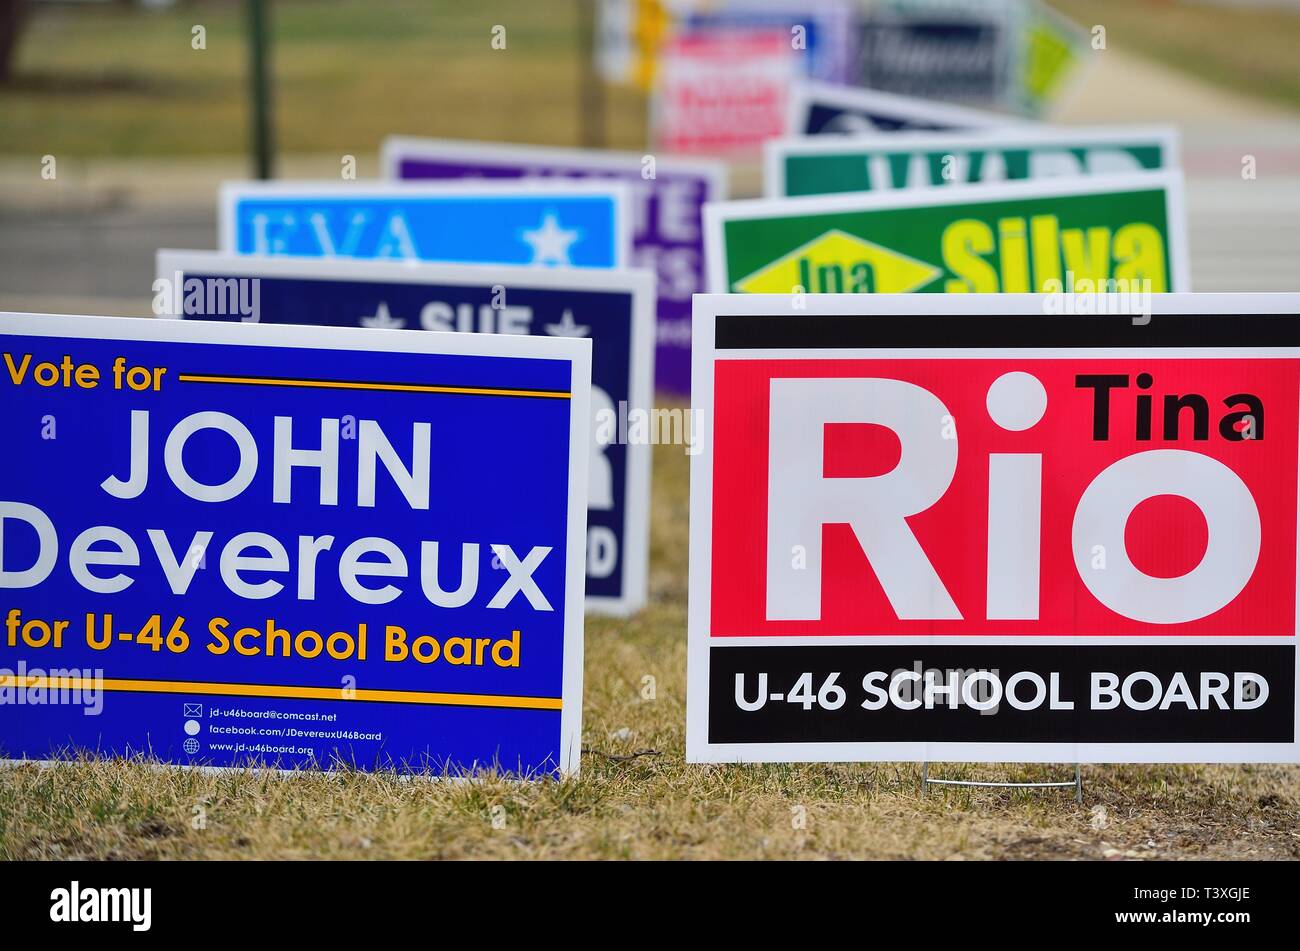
xmin=708 ymin=644 xmax=1296 ymax=745
xmin=713 ymin=313 xmax=1300 ymax=351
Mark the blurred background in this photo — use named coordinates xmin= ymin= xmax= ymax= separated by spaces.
xmin=0 ymin=0 xmax=1297 ymax=316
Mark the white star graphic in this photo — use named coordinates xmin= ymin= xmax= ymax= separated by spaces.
xmin=544 ymin=309 xmax=590 ymax=337
xmin=359 ymin=301 xmax=406 ymax=329
xmin=522 ymin=213 xmax=580 ymax=266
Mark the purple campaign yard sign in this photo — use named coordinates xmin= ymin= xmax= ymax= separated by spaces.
xmin=383 ymin=137 xmax=726 ymax=395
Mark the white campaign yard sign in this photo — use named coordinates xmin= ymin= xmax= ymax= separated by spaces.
xmin=687 ymin=292 xmax=1300 ymax=764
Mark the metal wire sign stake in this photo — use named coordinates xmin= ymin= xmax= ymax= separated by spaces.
xmin=922 ymin=763 xmax=1083 ymax=805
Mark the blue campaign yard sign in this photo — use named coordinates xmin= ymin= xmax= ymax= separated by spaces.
xmin=219 ymin=181 xmax=631 ymax=269
xmin=0 ymin=312 xmax=590 ymax=777
xmin=787 ymin=79 xmax=1010 ymax=136
xmin=155 ymin=251 xmax=653 ymax=615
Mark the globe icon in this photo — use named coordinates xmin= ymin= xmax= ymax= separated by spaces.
xmin=183 ymin=738 xmax=200 ymax=755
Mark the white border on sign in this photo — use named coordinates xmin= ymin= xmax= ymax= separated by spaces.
xmin=784 ymin=79 xmax=1022 ymax=139
xmin=0 ymin=310 xmax=592 ymax=778
xmin=763 ymin=124 xmax=1183 ymax=197
xmin=687 ymin=291 xmax=1300 ymax=765
xmin=704 ymin=169 xmax=1192 ymax=295
xmin=378 ymin=135 xmax=730 ymax=203
xmin=217 ymin=179 xmax=636 ymax=271
xmin=152 ymin=250 xmax=654 ymax=618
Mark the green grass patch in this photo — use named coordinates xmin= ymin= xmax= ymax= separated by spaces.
xmin=1049 ymin=0 xmax=1300 ymax=111
xmin=1 ymin=0 xmax=647 ymax=158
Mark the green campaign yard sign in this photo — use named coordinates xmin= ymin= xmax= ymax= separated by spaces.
xmin=704 ymin=171 xmax=1189 ymax=297
xmin=1016 ymin=0 xmax=1091 ymax=115
xmin=766 ymin=127 xmax=1179 ymax=198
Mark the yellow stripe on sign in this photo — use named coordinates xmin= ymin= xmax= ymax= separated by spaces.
xmin=176 ymin=373 xmax=571 ymax=400
xmin=0 ymin=676 xmax=562 ymax=711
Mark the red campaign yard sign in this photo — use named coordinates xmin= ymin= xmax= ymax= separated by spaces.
xmin=712 ymin=356 xmax=1296 ymax=638
xmin=687 ymin=294 xmax=1300 ymax=764
xmin=653 ymin=30 xmax=794 ymax=159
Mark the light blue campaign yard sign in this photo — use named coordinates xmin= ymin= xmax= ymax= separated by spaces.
xmin=0 ymin=312 xmax=591 ymax=777
xmin=219 ymin=181 xmax=631 ymax=269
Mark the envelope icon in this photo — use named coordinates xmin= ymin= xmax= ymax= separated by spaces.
xmin=183 ymin=703 xmax=203 ymax=718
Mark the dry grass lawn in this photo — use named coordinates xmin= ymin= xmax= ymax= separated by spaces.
xmin=2 ymin=443 xmax=1298 ymax=860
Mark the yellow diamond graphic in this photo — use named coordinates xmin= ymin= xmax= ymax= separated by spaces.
xmin=732 ymin=229 xmax=942 ymax=294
